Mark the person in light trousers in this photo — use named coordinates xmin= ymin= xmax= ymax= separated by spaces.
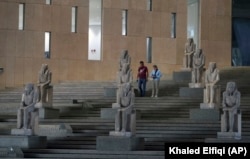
xmin=150 ymin=65 xmax=162 ymax=97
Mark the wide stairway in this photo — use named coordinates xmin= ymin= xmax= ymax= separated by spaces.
xmin=0 ymin=67 xmax=250 ymax=159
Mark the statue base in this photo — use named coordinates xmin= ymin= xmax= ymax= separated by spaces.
xmin=0 ymin=135 xmax=47 ymax=149
xmin=217 ymin=132 xmax=241 ymax=140
xmin=35 ymin=103 xmax=60 ymax=119
xmin=189 ymin=109 xmax=220 ymax=121
xmin=189 ymin=83 xmax=203 ymax=88
xmin=103 ymin=86 xmax=117 ymax=97
xmin=109 ymin=131 xmax=134 ymax=137
xmin=173 ymin=71 xmax=191 ymax=83
xmin=179 ymin=87 xmax=203 ymax=98
xmin=37 ymin=124 xmax=72 ymax=137
xmin=11 ymin=128 xmax=34 ymax=136
xmin=96 ymin=136 xmax=144 ymax=151
xmin=200 ymin=103 xmax=216 ymax=109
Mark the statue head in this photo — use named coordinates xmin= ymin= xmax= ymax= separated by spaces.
xmin=24 ymin=83 xmax=34 ymax=96
xmin=40 ymin=64 xmax=48 ymax=73
xmin=196 ymin=49 xmax=202 ymax=55
xmin=187 ymin=38 xmax=194 ymax=44
xmin=226 ymin=82 xmax=237 ymax=95
xmin=120 ymin=50 xmax=128 ymax=60
xmin=208 ymin=62 xmax=216 ymax=72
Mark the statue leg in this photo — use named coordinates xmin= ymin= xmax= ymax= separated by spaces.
xmin=197 ymin=68 xmax=201 ymax=83
xmin=37 ymin=86 xmax=41 ymax=102
xmin=23 ymin=109 xmax=28 ymax=129
xmin=115 ymin=110 xmax=121 ymax=131
xmin=205 ymin=85 xmax=210 ymax=103
xmin=191 ymin=70 xmax=195 ymax=83
xmin=187 ymin=55 xmax=190 ymax=68
xmin=17 ymin=109 xmax=23 ymax=129
xmin=210 ymin=85 xmax=215 ymax=103
xmin=229 ymin=111 xmax=234 ymax=132
xmin=121 ymin=110 xmax=127 ymax=132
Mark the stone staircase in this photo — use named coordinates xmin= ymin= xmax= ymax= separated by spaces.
xmin=0 ymin=67 xmax=250 ymax=158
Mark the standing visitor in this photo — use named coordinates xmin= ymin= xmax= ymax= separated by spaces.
xmin=137 ymin=61 xmax=148 ymax=97
xmin=150 ymin=65 xmax=162 ymax=97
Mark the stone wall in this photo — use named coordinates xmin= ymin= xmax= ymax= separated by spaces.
xmin=0 ymin=0 xmax=231 ymax=88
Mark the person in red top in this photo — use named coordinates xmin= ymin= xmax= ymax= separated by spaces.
xmin=137 ymin=61 xmax=148 ymax=97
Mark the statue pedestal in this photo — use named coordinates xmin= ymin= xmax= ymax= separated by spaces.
xmin=200 ymin=103 xmax=217 ymax=109
xmin=173 ymin=71 xmax=191 ymax=83
xmin=189 ymin=109 xmax=220 ymax=121
xmin=35 ymin=103 xmax=60 ymax=119
xmin=11 ymin=128 xmax=34 ymax=136
xmin=96 ymin=136 xmax=144 ymax=151
xmin=37 ymin=124 xmax=72 ymax=137
xmin=38 ymin=107 xmax=60 ymax=119
xmin=217 ymin=132 xmax=241 ymax=140
xmin=180 ymin=68 xmax=192 ymax=72
xmin=179 ymin=87 xmax=203 ymax=98
xmin=109 ymin=131 xmax=133 ymax=137
xmin=189 ymin=83 xmax=203 ymax=88
xmin=103 ymin=86 xmax=117 ymax=97
xmin=0 ymin=135 xmax=47 ymax=149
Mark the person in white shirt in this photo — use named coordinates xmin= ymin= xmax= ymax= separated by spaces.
xmin=150 ymin=65 xmax=162 ymax=97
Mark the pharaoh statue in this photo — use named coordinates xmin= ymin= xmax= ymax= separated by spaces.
xmin=183 ymin=38 xmax=196 ymax=69
xmin=204 ymin=62 xmax=220 ymax=105
xmin=110 ymin=83 xmax=136 ymax=137
xmin=16 ymin=83 xmax=38 ymax=133
xmin=119 ymin=50 xmax=131 ymax=71
xmin=222 ymin=82 xmax=241 ymax=133
xmin=190 ymin=49 xmax=205 ymax=87
xmin=113 ymin=52 xmax=133 ymax=108
xmin=36 ymin=64 xmax=52 ymax=107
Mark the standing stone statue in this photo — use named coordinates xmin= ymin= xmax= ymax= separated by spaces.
xmin=222 ymin=82 xmax=241 ymax=132
xmin=119 ymin=50 xmax=131 ymax=71
xmin=204 ymin=62 xmax=220 ymax=105
xmin=190 ymin=49 xmax=205 ymax=87
xmin=36 ymin=64 xmax=52 ymax=106
xmin=12 ymin=83 xmax=39 ymax=135
xmin=110 ymin=83 xmax=136 ymax=137
xmin=183 ymin=38 xmax=196 ymax=69
xmin=113 ymin=51 xmax=133 ymax=108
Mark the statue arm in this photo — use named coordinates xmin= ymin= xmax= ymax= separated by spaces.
xmin=213 ymin=71 xmax=220 ymax=85
xmin=236 ymin=92 xmax=241 ymax=108
xmin=222 ymin=92 xmax=227 ymax=108
xmin=20 ymin=94 xmax=25 ymax=107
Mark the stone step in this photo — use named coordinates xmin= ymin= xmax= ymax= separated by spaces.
xmin=22 ymin=149 xmax=164 ymax=159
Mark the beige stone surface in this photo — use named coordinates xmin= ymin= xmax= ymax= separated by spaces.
xmin=0 ymin=0 xmax=232 ymax=88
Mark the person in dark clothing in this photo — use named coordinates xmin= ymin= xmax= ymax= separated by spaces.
xmin=137 ymin=61 xmax=148 ymax=97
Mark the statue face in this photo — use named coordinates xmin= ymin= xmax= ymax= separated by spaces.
xmin=121 ymin=50 xmax=128 ymax=59
xmin=227 ymin=82 xmax=236 ymax=94
xmin=209 ymin=62 xmax=216 ymax=72
xmin=24 ymin=83 xmax=34 ymax=95
xmin=41 ymin=64 xmax=48 ymax=72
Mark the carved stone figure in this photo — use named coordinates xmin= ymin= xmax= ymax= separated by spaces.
xmin=183 ymin=38 xmax=196 ymax=69
xmin=222 ymin=82 xmax=241 ymax=132
xmin=119 ymin=50 xmax=131 ymax=71
xmin=111 ymin=83 xmax=136 ymax=136
xmin=117 ymin=63 xmax=133 ymax=85
xmin=192 ymin=49 xmax=205 ymax=84
xmin=17 ymin=83 xmax=38 ymax=130
xmin=204 ymin=62 xmax=220 ymax=104
xmin=37 ymin=64 xmax=52 ymax=105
